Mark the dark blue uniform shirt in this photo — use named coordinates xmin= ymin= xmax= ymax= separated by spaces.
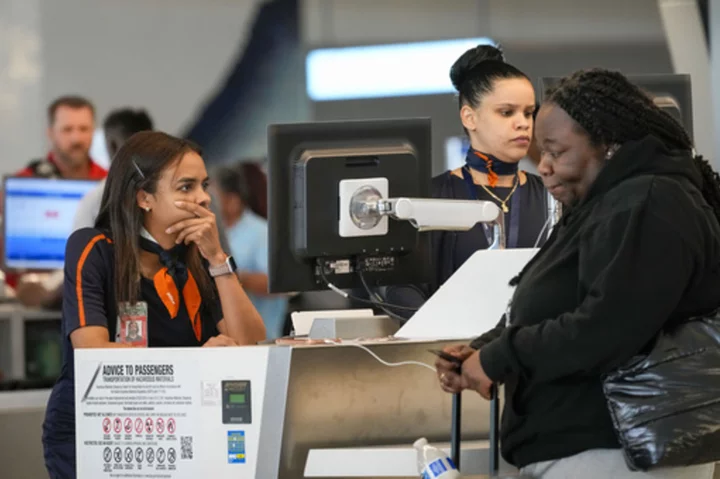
xmin=42 ymin=227 xmax=222 ymax=478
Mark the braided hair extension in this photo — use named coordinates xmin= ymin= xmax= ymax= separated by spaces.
xmin=509 ymin=69 xmax=720 ymax=288
xmin=545 ymin=68 xmax=720 ymax=225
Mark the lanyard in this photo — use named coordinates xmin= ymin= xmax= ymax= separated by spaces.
xmin=460 ymin=168 xmax=521 ymax=248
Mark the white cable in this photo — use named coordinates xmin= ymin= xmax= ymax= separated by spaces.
xmin=533 ymin=190 xmax=561 ymax=248
xmin=533 ymin=215 xmax=551 ymax=248
xmin=326 ymin=281 xmax=349 ymax=298
xmin=340 ymin=342 xmax=437 ymax=373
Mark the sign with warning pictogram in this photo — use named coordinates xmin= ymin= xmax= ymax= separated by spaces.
xmin=75 ymin=347 xmax=284 ymax=478
xmin=75 ymin=359 xmax=196 ymax=478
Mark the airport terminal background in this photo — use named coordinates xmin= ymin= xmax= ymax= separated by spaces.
xmin=1 ymin=0 xmax=720 ymax=478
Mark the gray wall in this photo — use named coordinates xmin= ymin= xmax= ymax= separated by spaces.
xmin=0 ymin=0 xmax=682 ymax=176
xmin=304 ymin=0 xmax=674 ymax=174
xmin=0 ymin=0 xmax=264 ymax=176
xmin=312 ymin=43 xmax=673 ymax=175
xmin=301 ymin=0 xmax=667 ymax=46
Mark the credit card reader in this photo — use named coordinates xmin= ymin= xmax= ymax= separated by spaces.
xmin=222 ymin=380 xmax=252 ymax=424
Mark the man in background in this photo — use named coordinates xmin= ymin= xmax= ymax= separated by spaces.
xmin=17 ymin=95 xmax=106 ymax=180
xmin=72 ymin=108 xmax=153 ymax=230
xmin=15 ymin=106 xmax=150 ymax=307
xmin=213 ymin=162 xmax=287 ymax=339
xmin=9 ymin=96 xmax=106 ymax=306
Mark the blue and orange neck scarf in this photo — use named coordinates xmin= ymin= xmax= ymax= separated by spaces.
xmin=465 ymin=147 xmax=518 ymax=188
xmin=139 ymin=229 xmax=202 ymax=341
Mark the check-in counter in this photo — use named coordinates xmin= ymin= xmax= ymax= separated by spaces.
xmin=74 ymin=340 xmax=509 ymax=478
xmin=280 ymin=340 xmax=510 ymax=478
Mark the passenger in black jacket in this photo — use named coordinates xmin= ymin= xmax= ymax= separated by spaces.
xmin=435 ymin=69 xmax=720 ymax=478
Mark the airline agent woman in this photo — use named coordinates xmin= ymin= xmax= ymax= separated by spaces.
xmin=432 ymin=44 xmax=549 ymax=286
xmin=386 ymin=45 xmax=550 ymax=312
xmin=41 ymin=131 xmax=266 ymax=478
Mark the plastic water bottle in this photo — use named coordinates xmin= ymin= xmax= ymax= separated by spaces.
xmin=413 ymin=437 xmax=461 ymax=479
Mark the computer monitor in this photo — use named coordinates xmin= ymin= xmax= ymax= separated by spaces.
xmin=3 ymin=177 xmax=99 ymax=270
xmin=539 ymin=74 xmax=694 ymax=139
xmin=267 ymin=118 xmax=433 ymax=293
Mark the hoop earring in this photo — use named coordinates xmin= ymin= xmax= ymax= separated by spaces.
xmin=605 ymin=144 xmax=620 ymax=160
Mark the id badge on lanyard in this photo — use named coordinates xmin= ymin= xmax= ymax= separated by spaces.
xmin=116 ymin=301 xmax=149 ymax=347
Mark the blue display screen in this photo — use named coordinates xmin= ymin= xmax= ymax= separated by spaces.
xmin=4 ymin=177 xmax=99 ymax=270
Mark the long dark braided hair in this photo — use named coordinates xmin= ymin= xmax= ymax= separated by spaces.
xmin=510 ymin=68 xmax=720 ymax=287
xmin=546 ymin=68 xmax=720 ymax=224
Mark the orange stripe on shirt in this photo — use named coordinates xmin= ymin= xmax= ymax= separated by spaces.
xmin=76 ymin=234 xmax=109 ymax=327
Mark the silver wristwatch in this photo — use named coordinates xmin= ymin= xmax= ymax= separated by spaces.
xmin=208 ymin=255 xmax=237 ymax=277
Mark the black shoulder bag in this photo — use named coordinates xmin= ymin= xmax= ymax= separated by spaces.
xmin=602 ymin=309 xmax=720 ymax=470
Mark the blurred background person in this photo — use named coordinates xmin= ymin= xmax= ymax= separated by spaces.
xmin=213 ymin=162 xmax=288 ymax=339
xmin=9 ymin=96 xmax=107 ymax=306
xmin=239 ymin=160 xmax=269 ymax=219
xmin=73 ymin=108 xmax=154 ymax=230
xmin=17 ymin=95 xmax=106 ymax=180
xmin=14 ymin=107 xmax=152 ymax=309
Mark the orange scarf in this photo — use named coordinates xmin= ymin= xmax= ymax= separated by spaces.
xmin=473 ymin=150 xmax=499 ymax=187
xmin=139 ymin=229 xmax=203 ymax=341
xmin=152 ymin=267 xmax=203 ymax=341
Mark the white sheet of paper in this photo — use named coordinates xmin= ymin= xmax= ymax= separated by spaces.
xmin=291 ymin=309 xmax=375 ymax=336
xmin=395 ymin=248 xmax=539 ymax=340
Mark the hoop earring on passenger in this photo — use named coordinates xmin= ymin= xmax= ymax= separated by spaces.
xmin=605 ymin=144 xmax=620 ymax=161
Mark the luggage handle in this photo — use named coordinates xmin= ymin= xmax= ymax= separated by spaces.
xmin=489 ymin=384 xmax=499 ymax=475
xmin=451 ymin=392 xmax=461 ymax=468
xmin=450 ymin=384 xmax=499 ymax=475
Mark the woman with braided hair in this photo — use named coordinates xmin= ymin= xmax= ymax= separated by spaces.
xmin=435 ymin=68 xmax=719 ymax=478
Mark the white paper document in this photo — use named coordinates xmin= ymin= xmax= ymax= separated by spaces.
xmin=396 ymin=248 xmax=538 ymax=340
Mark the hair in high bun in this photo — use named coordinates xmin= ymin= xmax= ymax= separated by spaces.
xmin=449 ymin=44 xmax=527 ymax=108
